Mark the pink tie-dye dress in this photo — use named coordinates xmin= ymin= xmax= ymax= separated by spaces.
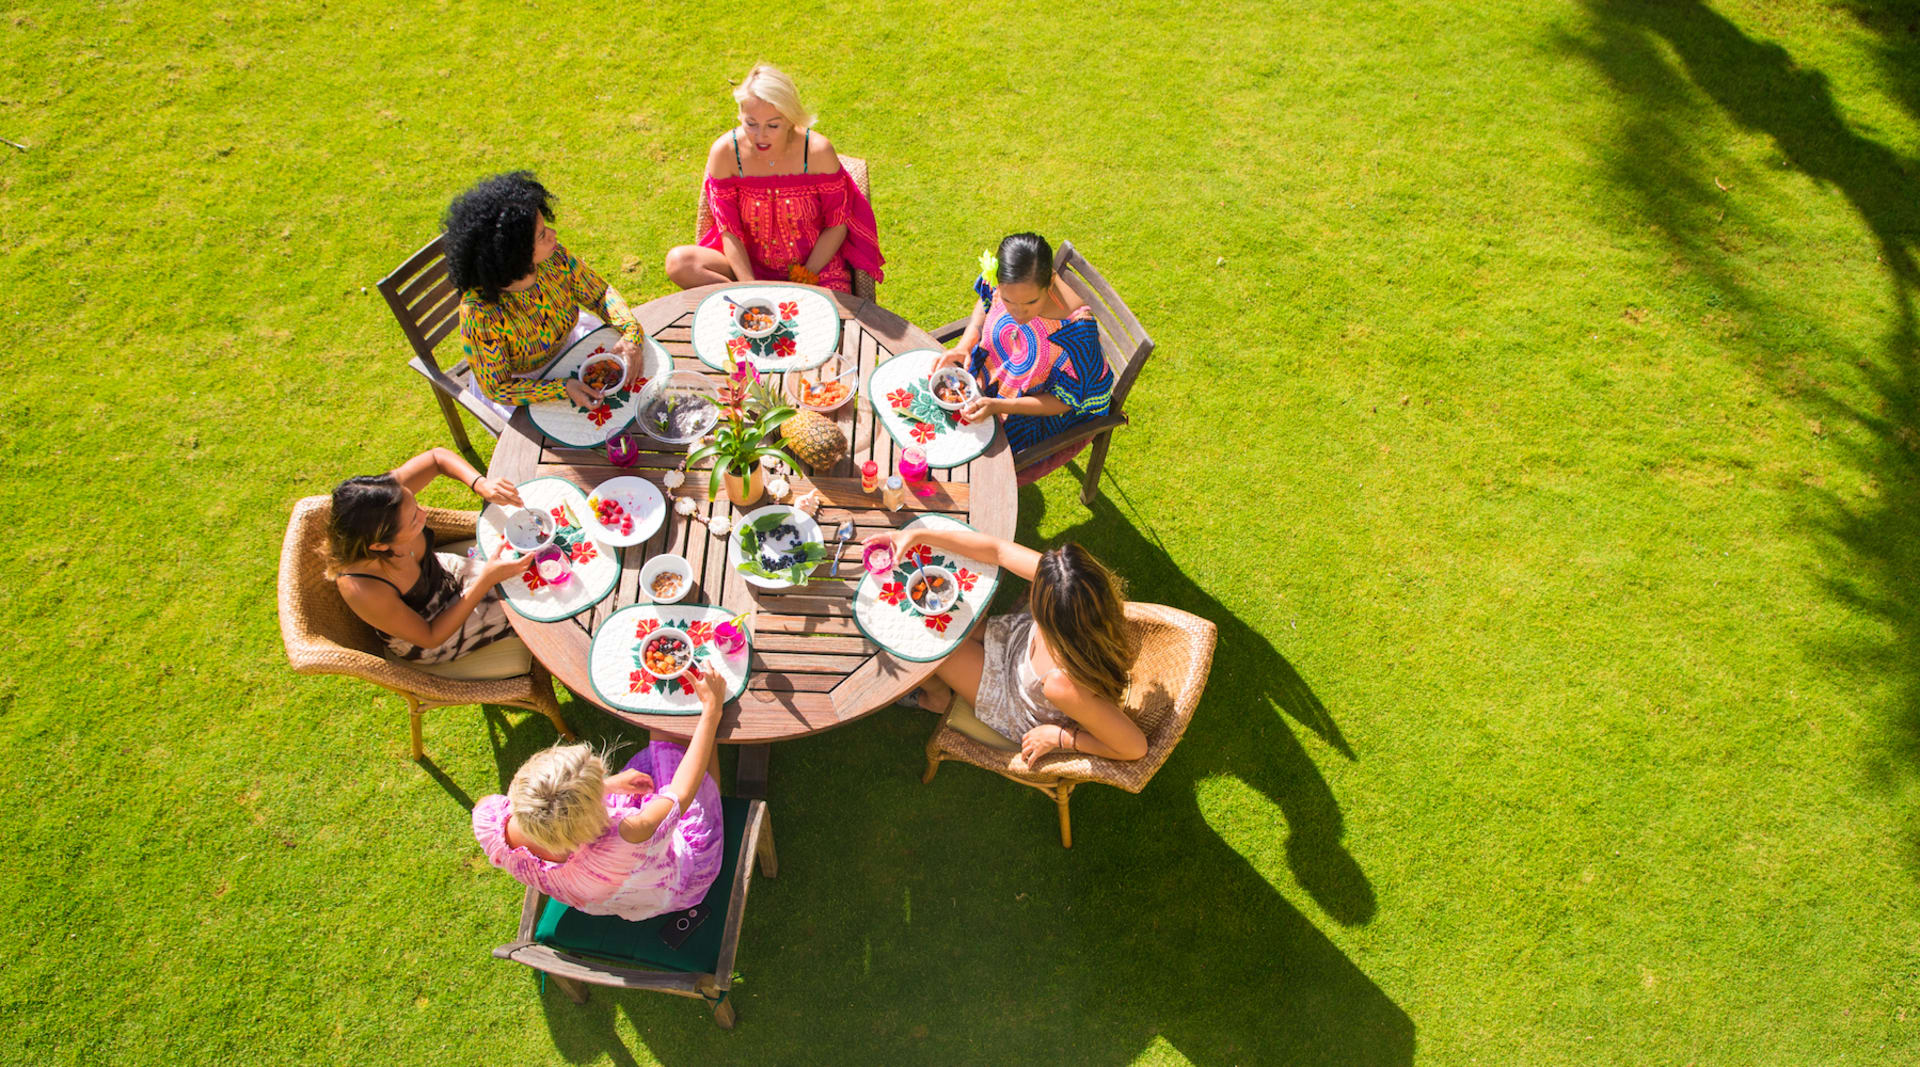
xmin=472 ymin=741 xmax=724 ymax=921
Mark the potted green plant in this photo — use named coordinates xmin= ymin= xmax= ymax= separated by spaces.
xmin=687 ymin=353 xmax=796 ymax=507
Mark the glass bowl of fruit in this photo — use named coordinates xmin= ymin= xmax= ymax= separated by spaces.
xmin=640 ymin=626 xmax=696 ymax=681
xmin=733 ymin=297 xmax=778 ymax=339
xmin=907 ymin=564 xmax=958 ymax=616
xmin=791 ymin=355 xmax=858 ymax=413
xmin=929 ymin=366 xmax=979 ymax=412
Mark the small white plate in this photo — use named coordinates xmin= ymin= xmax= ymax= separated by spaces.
xmin=585 ymin=476 xmax=667 ymax=547
xmin=728 ymin=504 xmax=824 ymax=590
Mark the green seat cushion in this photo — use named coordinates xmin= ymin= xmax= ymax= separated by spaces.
xmin=532 ymin=795 xmax=750 ymax=975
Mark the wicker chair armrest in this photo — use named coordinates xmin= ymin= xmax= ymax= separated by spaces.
xmin=422 ymin=506 xmax=478 ymax=541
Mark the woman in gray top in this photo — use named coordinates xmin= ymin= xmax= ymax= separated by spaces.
xmin=863 ymin=526 xmax=1149 ymax=765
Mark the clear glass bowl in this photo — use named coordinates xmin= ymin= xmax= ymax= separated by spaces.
xmin=634 ymin=371 xmax=720 ymax=445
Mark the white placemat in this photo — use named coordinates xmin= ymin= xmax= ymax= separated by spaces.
xmin=528 ymin=328 xmax=672 ymax=447
xmin=852 ymin=515 xmax=1000 ymax=662
xmin=474 ymin=477 xmax=619 ymax=622
xmin=691 ymin=285 xmax=841 ymax=373
xmin=587 ymin=603 xmax=753 ymax=713
xmin=867 ymin=349 xmax=996 ymax=468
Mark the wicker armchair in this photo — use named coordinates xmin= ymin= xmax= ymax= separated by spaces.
xmin=276 ymin=495 xmax=572 ymax=759
xmin=921 ymin=602 xmax=1217 ymax=847
xmin=695 ymin=154 xmax=877 ymax=301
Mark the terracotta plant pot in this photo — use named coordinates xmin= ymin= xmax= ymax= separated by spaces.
xmin=724 ymin=465 xmax=765 ymax=507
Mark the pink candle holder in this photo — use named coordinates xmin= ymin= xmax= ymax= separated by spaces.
xmin=533 ymin=547 xmax=572 ymax=585
xmin=606 ymin=430 xmax=640 ymax=468
xmin=899 ymin=447 xmax=934 ymax=497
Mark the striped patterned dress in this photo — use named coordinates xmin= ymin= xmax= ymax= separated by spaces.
xmin=458 ymin=244 xmax=647 ymax=406
xmin=965 ymin=277 xmax=1113 ymax=454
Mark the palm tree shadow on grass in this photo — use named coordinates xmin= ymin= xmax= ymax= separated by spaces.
xmin=523 ymin=470 xmax=1408 ymax=1065
xmin=1562 ymin=0 xmax=1920 ymax=852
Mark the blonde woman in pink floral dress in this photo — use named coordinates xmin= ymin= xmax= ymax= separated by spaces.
xmin=663 ymin=63 xmax=884 ymax=292
xmin=472 ymin=672 xmax=728 ymax=920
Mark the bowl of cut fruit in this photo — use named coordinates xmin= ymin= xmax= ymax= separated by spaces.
xmin=929 ymin=366 xmax=980 ymax=412
xmin=734 ymin=297 xmax=778 ymax=339
xmin=579 ymin=352 xmax=628 ymax=395
xmin=640 ymin=626 xmax=695 ymax=681
xmin=907 ymin=564 xmax=959 ymax=616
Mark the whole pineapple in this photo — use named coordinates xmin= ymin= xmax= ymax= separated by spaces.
xmin=780 ymin=410 xmax=848 ymax=471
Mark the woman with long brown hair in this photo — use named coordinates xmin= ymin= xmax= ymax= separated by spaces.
xmin=861 ymin=528 xmax=1148 ymax=763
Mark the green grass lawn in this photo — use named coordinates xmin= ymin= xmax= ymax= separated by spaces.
xmin=4 ymin=0 xmax=1920 ymax=1062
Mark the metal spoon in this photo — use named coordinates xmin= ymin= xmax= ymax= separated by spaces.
xmin=830 ymin=519 xmax=856 ymax=576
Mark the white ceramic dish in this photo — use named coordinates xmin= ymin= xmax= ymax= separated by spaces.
xmin=586 ymin=476 xmax=666 ymax=547
xmin=728 ymin=504 xmax=824 ymax=590
xmin=639 ymin=554 xmax=693 ymax=604
xmin=640 ymin=625 xmax=695 ymax=681
xmin=907 ymin=564 xmax=958 ymax=615
xmin=734 ymin=296 xmax=778 ymax=339
xmin=929 ymin=366 xmax=979 ymax=412
xmin=502 ymin=508 xmax=556 ymax=554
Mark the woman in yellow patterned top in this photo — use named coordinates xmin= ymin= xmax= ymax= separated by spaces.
xmin=444 ymin=171 xmax=649 ymax=411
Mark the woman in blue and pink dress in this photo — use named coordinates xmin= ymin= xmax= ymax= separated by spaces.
xmin=662 ymin=63 xmax=884 ymax=293
xmin=931 ymin=233 xmax=1114 ymax=482
xmin=472 ymin=671 xmax=727 ymax=920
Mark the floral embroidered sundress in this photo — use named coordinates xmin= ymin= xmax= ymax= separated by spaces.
xmin=458 ymin=244 xmax=647 ymax=406
xmin=472 ymin=741 xmax=724 ymax=922
xmin=699 ymin=130 xmax=885 ymax=293
xmin=965 ymin=277 xmax=1114 ymax=454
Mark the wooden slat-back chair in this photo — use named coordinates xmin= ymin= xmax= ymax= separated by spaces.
xmin=933 ymin=240 xmax=1155 ymax=505
xmin=375 ymin=235 xmax=502 ymax=464
xmin=695 ymin=154 xmax=877 ymax=301
xmin=276 ymin=495 xmax=572 ymax=759
xmin=922 ymin=603 xmax=1215 ymax=847
xmin=491 ymin=797 xmax=776 ymax=1028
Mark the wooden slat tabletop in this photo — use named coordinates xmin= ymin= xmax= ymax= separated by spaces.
xmin=489 ymin=283 xmax=1017 ymax=744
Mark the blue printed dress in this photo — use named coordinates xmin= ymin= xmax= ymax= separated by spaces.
xmin=965 ymin=277 xmax=1113 ymax=457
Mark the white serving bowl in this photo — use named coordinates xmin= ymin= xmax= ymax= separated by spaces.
xmin=907 ymin=564 xmax=958 ymax=615
xmin=734 ymin=296 xmax=778 ymax=339
xmin=641 ymin=625 xmax=696 ymax=681
xmin=639 ymin=553 xmax=693 ymax=604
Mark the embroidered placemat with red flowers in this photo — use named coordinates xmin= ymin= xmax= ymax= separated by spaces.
xmin=586 ymin=603 xmax=753 ymax=714
xmin=474 ymin=477 xmax=620 ymax=623
xmin=691 ymin=284 xmax=842 ymax=374
xmin=852 ymin=515 xmax=1000 ymax=663
xmin=528 ymin=329 xmax=672 ymax=448
xmin=867 ymin=349 xmax=996 ymax=468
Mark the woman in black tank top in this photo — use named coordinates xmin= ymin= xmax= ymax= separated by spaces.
xmin=328 ymin=449 xmax=533 ymax=664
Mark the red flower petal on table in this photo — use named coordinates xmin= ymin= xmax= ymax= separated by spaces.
xmin=633 ymin=376 xmax=649 ymax=395
xmin=878 ymin=581 xmax=905 ymax=606
xmin=910 ymin=422 xmax=936 ymax=444
xmin=908 ymin=545 xmax=934 ymax=566
xmin=586 ymin=404 xmax=613 ymax=426
xmin=887 ymin=388 xmax=913 ymax=411
xmin=953 ymin=568 xmax=978 ymax=591
xmin=521 ymin=564 xmax=546 ymax=592
xmin=771 ymin=335 xmax=796 ymax=358
xmin=924 ymin=613 xmax=952 ymax=634
xmin=634 ymin=618 xmax=659 ymax=639
xmin=726 ymin=336 xmax=750 ymax=357
xmin=778 ymin=301 xmax=799 ymax=320
xmin=569 ymin=541 xmax=596 ymax=564
xmin=628 ymin=669 xmax=651 ymax=693
xmin=550 ymin=506 xmax=570 ymax=526
xmin=686 ymin=621 xmax=715 ymax=646
xmin=593 ymin=346 xmax=606 ymax=355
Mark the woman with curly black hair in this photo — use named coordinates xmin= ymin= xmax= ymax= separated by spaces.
xmin=444 ymin=171 xmax=649 ymax=412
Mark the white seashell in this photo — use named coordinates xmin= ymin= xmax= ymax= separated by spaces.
xmin=673 ymin=497 xmax=696 ymax=516
xmin=709 ymin=515 xmax=732 ymax=535
xmin=662 ymin=469 xmax=685 ymax=490
xmin=767 ymin=477 xmax=791 ymax=500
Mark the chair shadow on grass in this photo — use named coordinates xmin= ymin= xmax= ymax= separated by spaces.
xmin=1563 ymin=0 xmax=1920 ymax=857
xmin=523 ymin=470 xmax=1410 ymax=1065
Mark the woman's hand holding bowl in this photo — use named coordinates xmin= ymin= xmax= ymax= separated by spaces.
xmin=478 ymin=540 xmax=532 ymax=586
xmin=611 ymin=338 xmax=647 ymax=388
xmin=565 ymin=378 xmax=606 ymax=408
xmin=930 ymin=349 xmax=968 ymax=377
xmin=959 ymin=395 xmax=1001 ymax=422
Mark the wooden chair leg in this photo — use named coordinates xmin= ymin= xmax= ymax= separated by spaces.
xmin=431 ymin=385 xmax=481 ymax=467
xmin=921 ymin=734 xmax=944 ymax=784
xmin=406 ymin=695 xmax=426 ymax=760
xmin=708 ymin=992 xmax=737 ymax=1028
xmin=1054 ymin=783 xmax=1076 ymax=848
xmin=755 ymin=808 xmax=778 ymax=878
xmin=530 ymin=665 xmax=574 ymax=740
xmin=1080 ymin=433 xmax=1112 ymax=506
xmin=550 ymin=973 xmax=590 ymax=1005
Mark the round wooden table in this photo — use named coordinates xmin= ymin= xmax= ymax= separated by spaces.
xmin=488 ymin=283 xmax=1016 ymax=791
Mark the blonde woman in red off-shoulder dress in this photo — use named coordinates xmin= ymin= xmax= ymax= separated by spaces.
xmin=663 ymin=63 xmax=885 ymax=293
